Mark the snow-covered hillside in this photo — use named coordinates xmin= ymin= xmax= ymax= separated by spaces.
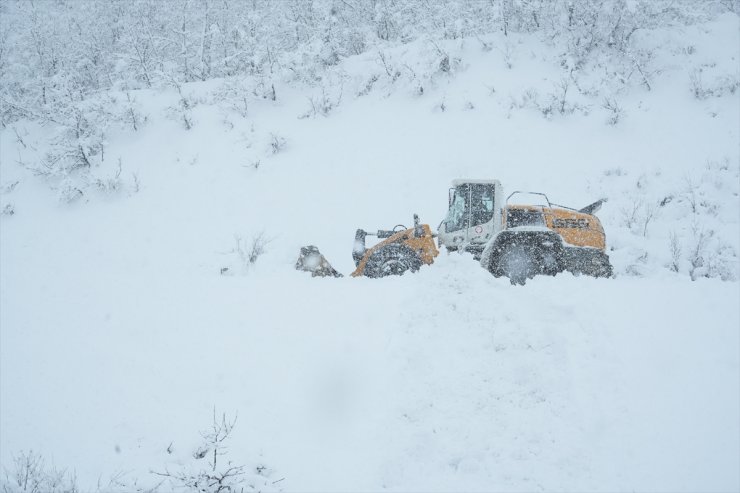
xmin=1 ymin=2 xmax=739 ymax=492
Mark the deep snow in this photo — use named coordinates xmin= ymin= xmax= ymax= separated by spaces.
xmin=1 ymin=11 xmax=739 ymax=493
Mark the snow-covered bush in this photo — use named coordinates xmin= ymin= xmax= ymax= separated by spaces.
xmin=508 ymin=80 xmax=589 ymax=120
xmin=2 ymin=413 xmax=284 ymax=493
xmin=56 ymin=178 xmax=84 ymax=204
xmin=121 ymin=92 xmax=146 ymax=132
xmin=597 ymin=156 xmax=739 ymax=281
xmin=153 ymin=411 xmax=247 ymax=493
xmin=89 ymin=159 xmax=123 ymax=194
xmin=668 ymin=231 xmax=682 ymax=272
xmin=301 ymin=77 xmax=345 ymax=118
xmin=499 ymin=41 xmax=515 ymax=69
xmin=0 ymin=178 xmax=18 ymax=215
xmin=211 ymin=78 xmax=254 ymax=119
xmin=602 ymin=96 xmax=625 ymax=125
xmin=153 ymin=410 xmax=283 ymax=491
xmin=166 ymin=80 xmax=197 ymax=131
xmin=1 ymin=0 xmax=732 ymax=128
xmin=1 ymin=450 xmax=78 ymax=493
xmin=38 ymin=108 xmax=106 ymax=176
xmin=689 ymin=66 xmax=740 ymax=99
xmin=221 ymin=233 xmax=271 ymax=275
xmin=543 ymin=78 xmax=584 ymax=117
xmin=269 ymin=133 xmax=287 ymax=154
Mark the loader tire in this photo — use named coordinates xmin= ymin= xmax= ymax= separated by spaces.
xmin=363 ymin=244 xmax=422 ymax=278
xmin=562 ymin=247 xmax=613 ymax=278
xmin=492 ymin=244 xmax=537 ymax=285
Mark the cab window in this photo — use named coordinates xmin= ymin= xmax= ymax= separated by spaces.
xmin=445 ymin=188 xmax=468 ymax=232
xmin=470 ymin=184 xmax=495 ymax=226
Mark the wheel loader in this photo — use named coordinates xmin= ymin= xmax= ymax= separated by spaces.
xmin=437 ymin=179 xmax=612 ymax=284
xmin=297 ymin=179 xmax=612 ymax=284
xmin=350 ymin=214 xmax=439 ymax=278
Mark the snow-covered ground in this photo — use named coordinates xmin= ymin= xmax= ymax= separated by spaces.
xmin=1 ymin=10 xmax=739 ymax=493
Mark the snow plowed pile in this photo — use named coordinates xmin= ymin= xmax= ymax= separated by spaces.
xmin=1 ymin=253 xmax=738 ymax=491
xmin=1 ymin=6 xmax=739 ymax=493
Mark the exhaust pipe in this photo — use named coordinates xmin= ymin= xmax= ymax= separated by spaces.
xmin=352 ymin=229 xmax=367 ymax=267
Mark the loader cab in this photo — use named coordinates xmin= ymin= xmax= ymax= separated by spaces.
xmin=438 ymin=179 xmax=503 ymax=256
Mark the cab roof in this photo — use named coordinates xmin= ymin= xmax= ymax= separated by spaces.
xmin=451 ymin=179 xmax=501 ymax=187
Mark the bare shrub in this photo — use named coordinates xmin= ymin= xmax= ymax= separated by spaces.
xmin=530 ymin=79 xmax=589 ymax=119
xmin=154 ymin=410 xmax=245 ymax=492
xmin=131 ymin=173 xmax=141 ymax=193
xmin=226 ymin=233 xmax=270 ymax=274
xmin=681 ymin=176 xmax=699 ymax=213
xmin=435 ymin=97 xmax=447 ymax=112
xmin=603 ymin=167 xmax=626 ymax=177
xmin=602 ymin=96 xmax=624 ymax=125
xmin=620 ymin=199 xmax=642 ymax=230
xmin=626 ymin=49 xmax=656 ymax=91
xmin=356 ymin=74 xmax=379 ymax=97
xmin=166 ymin=78 xmax=196 ymax=130
xmin=689 ymin=68 xmax=705 ymax=98
xmin=1 ymin=450 xmax=78 ymax=493
xmin=708 ymin=241 xmax=739 ymax=281
xmin=57 ymin=179 xmax=84 ymax=204
xmin=553 ymin=78 xmax=571 ymax=115
xmin=91 ymin=159 xmax=123 ymax=193
xmin=302 ymin=83 xmax=343 ymax=118
xmin=688 ymin=233 xmax=738 ymax=281
xmin=377 ymin=51 xmax=400 ymax=81
xmin=641 ymin=201 xmax=658 ymax=237
xmin=123 ymin=92 xmax=145 ymax=131
xmin=688 ymin=224 xmax=712 ymax=281
xmin=12 ymin=127 xmax=27 ymax=149
xmin=269 ymin=133 xmax=286 ymax=154
xmin=33 ymin=108 xmax=106 ymax=178
xmin=475 ymin=35 xmax=492 ymax=52
xmin=245 ymin=234 xmax=268 ymax=264
xmin=690 ymin=67 xmax=740 ymax=99
xmin=212 ymin=78 xmax=253 ymax=118
xmin=152 ymin=409 xmax=284 ymax=492
xmin=499 ymin=42 xmax=514 ymax=69
xmin=668 ymin=231 xmax=682 ymax=272
xmin=347 ymin=30 xmax=367 ymax=56
xmin=508 ymin=88 xmax=539 ymax=113
xmin=438 ymin=54 xmax=450 ymax=73
xmin=2 ymin=415 xmax=283 ymax=492
xmin=1 ymin=181 xmax=19 ymax=194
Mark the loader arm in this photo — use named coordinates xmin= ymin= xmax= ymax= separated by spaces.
xmin=351 ymin=223 xmax=438 ymax=277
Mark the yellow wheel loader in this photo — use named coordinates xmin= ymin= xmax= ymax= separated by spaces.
xmin=296 ymin=180 xmax=612 ymax=284
xmin=437 ymin=180 xmax=612 ymax=284
xmin=350 ymin=214 xmax=439 ymax=278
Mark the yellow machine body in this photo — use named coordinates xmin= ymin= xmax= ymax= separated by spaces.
xmin=351 ymin=224 xmax=439 ymax=277
xmin=506 ymin=205 xmax=607 ymax=251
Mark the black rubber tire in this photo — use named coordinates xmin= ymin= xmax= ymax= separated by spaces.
xmin=363 ymin=244 xmax=422 ymax=278
xmin=563 ymin=248 xmax=613 ymax=278
xmin=491 ymin=244 xmax=537 ymax=285
xmin=586 ymin=256 xmax=613 ymax=278
xmin=539 ymin=249 xmax=562 ymax=277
